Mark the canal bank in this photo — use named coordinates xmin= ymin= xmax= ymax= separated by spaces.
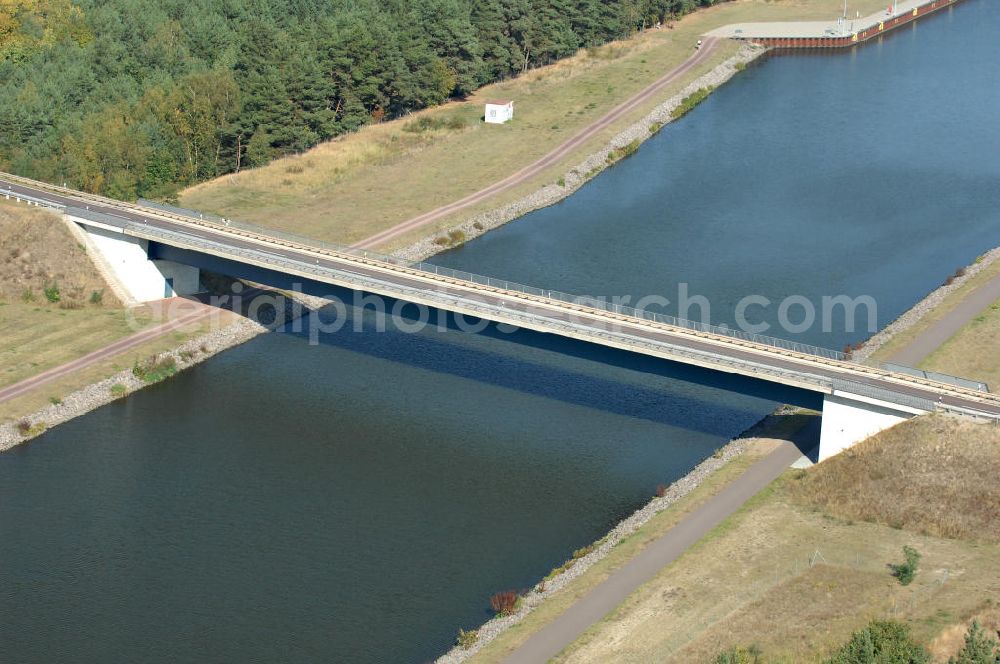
xmin=710 ymin=0 xmax=965 ymax=49
xmin=2 ymin=2 xmax=997 ymax=662
xmin=392 ymin=42 xmax=767 ymax=263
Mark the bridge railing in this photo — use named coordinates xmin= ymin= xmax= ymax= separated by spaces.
xmin=881 ymin=363 xmax=990 ymax=393
xmin=831 ymin=378 xmax=938 ymax=412
xmin=62 ymin=206 xmax=984 ymax=416
xmin=129 ymin=199 xmax=851 ymax=363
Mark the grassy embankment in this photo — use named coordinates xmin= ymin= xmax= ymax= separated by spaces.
xmin=0 ymin=201 xmax=232 ymax=424
xmin=181 ymin=0 xmax=888 ymax=252
xmin=466 ymin=414 xmax=1000 ymax=663
xmin=867 ymin=253 xmax=1000 ymax=388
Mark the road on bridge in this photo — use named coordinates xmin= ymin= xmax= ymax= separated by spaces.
xmin=4 ymin=175 xmax=1000 ymax=423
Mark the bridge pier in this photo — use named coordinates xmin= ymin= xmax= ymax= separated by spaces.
xmin=818 ymin=392 xmax=923 ymax=461
xmin=67 ymin=215 xmax=200 ymax=303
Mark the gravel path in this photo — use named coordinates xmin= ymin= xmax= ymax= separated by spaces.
xmin=393 ymin=43 xmax=766 ymax=262
xmin=436 ymin=408 xmax=808 ymax=663
xmin=853 ymin=246 xmax=1000 ymax=364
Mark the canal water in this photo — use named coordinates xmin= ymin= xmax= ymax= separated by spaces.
xmin=2 ymin=2 xmax=999 ymax=662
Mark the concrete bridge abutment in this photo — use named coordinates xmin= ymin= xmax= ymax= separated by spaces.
xmin=67 ymin=214 xmax=200 ymax=303
xmin=818 ymin=392 xmax=926 ymax=461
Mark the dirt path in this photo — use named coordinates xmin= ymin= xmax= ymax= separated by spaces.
xmin=0 ymin=302 xmax=214 ymax=405
xmin=352 ymin=38 xmax=721 ymax=251
xmin=498 ymin=421 xmax=816 ymax=663
xmin=886 ymin=270 xmax=1000 ymax=367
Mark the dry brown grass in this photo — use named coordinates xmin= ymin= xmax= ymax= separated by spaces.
xmin=788 ymin=415 xmax=1000 ymax=542
xmin=181 ymin=0 xmax=889 ymax=250
xmin=919 ymin=298 xmax=1000 ymax=393
xmin=490 ymin=413 xmax=1000 ymax=663
xmin=927 ymin=604 xmax=1000 ymax=661
xmin=0 ymin=201 xmax=117 ymax=307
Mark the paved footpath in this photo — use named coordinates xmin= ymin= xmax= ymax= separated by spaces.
xmin=886 ymin=269 xmax=1000 ymax=368
xmin=353 ymin=38 xmax=721 ymax=250
xmin=500 ymin=420 xmax=817 ymax=663
xmin=0 ymin=301 xmax=215 ymax=405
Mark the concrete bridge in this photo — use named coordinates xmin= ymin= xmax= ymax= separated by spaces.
xmin=4 ymin=172 xmax=999 ymax=460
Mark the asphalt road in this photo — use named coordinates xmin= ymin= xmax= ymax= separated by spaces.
xmin=350 ymin=37 xmax=722 ymax=250
xmin=4 ymin=176 xmax=1000 ymax=421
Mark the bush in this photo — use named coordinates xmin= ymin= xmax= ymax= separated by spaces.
xmin=949 ymin=621 xmax=1000 ymax=663
xmin=21 ymin=289 xmax=35 ymax=303
xmin=447 ymin=229 xmax=466 ymax=245
xmin=714 ymin=645 xmax=763 ymax=664
xmin=110 ymin=383 xmax=127 ymax=397
xmin=49 ymin=396 xmax=62 ymax=405
xmin=456 ymin=628 xmax=479 ymax=649
xmin=489 ymin=590 xmax=519 ymax=616
xmin=403 ymin=115 xmax=448 ymax=133
xmin=655 ymin=483 xmax=668 ymax=497
xmin=649 ymin=121 xmax=664 ymax=134
xmin=557 ymin=177 xmax=566 ymax=187
xmin=43 ymin=282 xmax=60 ymax=303
xmin=89 ymin=289 xmax=105 ymax=305
xmin=133 ymin=355 xmax=178 ymax=383
xmin=606 ymin=139 xmax=641 ymax=164
xmin=15 ymin=419 xmax=45 ymax=437
xmin=824 ymin=620 xmax=929 ymax=663
xmin=671 ymin=87 xmax=715 ymax=120
xmin=889 ymin=545 xmax=920 ymax=586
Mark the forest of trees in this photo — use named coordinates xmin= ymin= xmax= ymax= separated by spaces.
xmin=1 ymin=0 xmax=721 ymax=200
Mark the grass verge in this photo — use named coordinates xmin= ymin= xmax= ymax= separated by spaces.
xmin=180 ymin=0 xmax=888 ymax=251
xmin=551 ymin=414 xmax=1000 ymax=663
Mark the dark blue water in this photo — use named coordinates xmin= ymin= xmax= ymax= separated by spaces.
xmin=435 ymin=0 xmax=1000 ymax=352
xmin=2 ymin=2 xmax=999 ymax=662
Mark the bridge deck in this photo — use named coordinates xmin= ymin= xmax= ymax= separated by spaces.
xmin=3 ymin=173 xmax=999 ymax=421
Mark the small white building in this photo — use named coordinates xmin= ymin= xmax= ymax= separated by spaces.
xmin=484 ymin=99 xmax=514 ymax=124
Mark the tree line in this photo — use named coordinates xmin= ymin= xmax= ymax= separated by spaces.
xmin=0 ymin=0 xmax=720 ymax=200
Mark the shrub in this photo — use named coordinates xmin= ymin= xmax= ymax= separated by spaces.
xmin=110 ymin=383 xmax=127 ymax=397
xmin=43 ymin=282 xmax=60 ymax=303
xmin=824 ymin=620 xmax=929 ymax=663
xmin=949 ymin=621 xmax=1000 ymax=664
xmin=489 ymin=590 xmax=519 ymax=616
xmin=21 ymin=289 xmax=35 ymax=303
xmin=456 ymin=628 xmax=479 ymax=649
xmin=89 ymin=289 xmax=105 ymax=305
xmin=16 ymin=419 xmax=31 ymax=435
xmin=649 ymin=121 xmax=664 ymax=134
xmin=557 ymin=177 xmax=566 ymax=187
xmin=714 ymin=645 xmax=763 ymax=664
xmin=433 ymin=236 xmax=450 ymax=246
xmin=473 ymin=221 xmax=483 ymax=230
xmin=889 ymin=545 xmax=920 ymax=585
xmin=607 ymin=140 xmax=641 ymax=164
xmin=447 ymin=229 xmax=466 ymax=245
xmin=49 ymin=396 xmax=62 ymax=405
xmin=403 ymin=116 xmax=448 ymax=133
xmin=133 ymin=355 xmax=177 ymax=383
xmin=671 ymin=87 xmax=715 ymax=120
xmin=655 ymin=483 xmax=669 ymax=497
